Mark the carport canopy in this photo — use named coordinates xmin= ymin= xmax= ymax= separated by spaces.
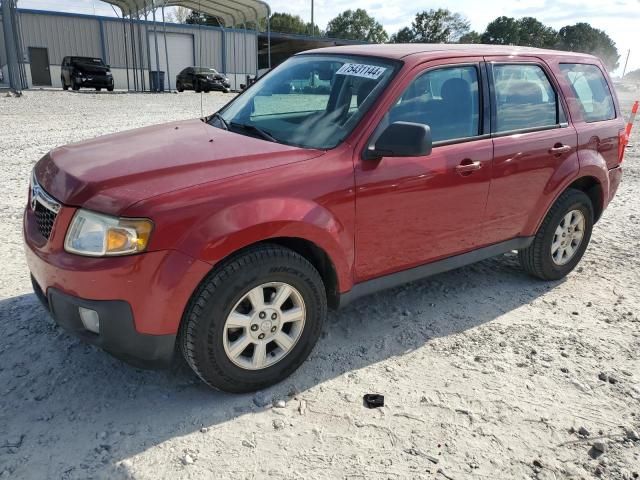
xmin=103 ymin=0 xmax=270 ymax=28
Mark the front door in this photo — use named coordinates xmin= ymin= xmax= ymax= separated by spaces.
xmin=354 ymin=59 xmax=493 ymax=282
xmin=29 ymin=47 xmax=51 ymax=86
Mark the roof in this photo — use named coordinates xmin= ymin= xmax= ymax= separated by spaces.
xmin=299 ymin=43 xmax=597 ymax=61
xmin=103 ymin=0 xmax=269 ymax=26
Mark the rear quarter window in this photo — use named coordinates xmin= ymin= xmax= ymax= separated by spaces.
xmin=559 ymin=64 xmax=615 ymax=122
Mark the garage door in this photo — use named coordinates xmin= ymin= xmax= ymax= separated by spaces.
xmin=148 ymin=32 xmax=193 ymax=90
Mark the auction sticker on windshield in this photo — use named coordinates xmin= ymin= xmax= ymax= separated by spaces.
xmin=336 ymin=63 xmax=387 ymax=80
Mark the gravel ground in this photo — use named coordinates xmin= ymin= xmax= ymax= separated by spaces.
xmin=0 ymin=88 xmax=639 ymax=480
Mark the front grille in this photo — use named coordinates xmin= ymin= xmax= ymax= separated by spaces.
xmin=34 ymin=201 xmax=58 ymax=240
xmin=30 ymin=173 xmax=61 ymax=241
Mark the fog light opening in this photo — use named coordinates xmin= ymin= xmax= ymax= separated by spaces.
xmin=79 ymin=307 xmax=100 ymax=334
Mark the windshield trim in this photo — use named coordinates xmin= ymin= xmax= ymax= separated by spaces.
xmin=212 ymin=53 xmax=403 ymax=151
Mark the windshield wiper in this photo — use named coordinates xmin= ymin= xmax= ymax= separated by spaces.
xmin=207 ymin=112 xmax=229 ymax=130
xmin=230 ymin=122 xmax=277 ymax=143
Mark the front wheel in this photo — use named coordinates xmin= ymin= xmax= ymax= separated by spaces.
xmin=194 ymin=80 xmax=202 ymax=93
xmin=519 ymin=189 xmax=594 ymax=280
xmin=176 ymin=81 xmax=184 ymax=92
xmin=62 ymin=78 xmax=69 ymax=90
xmin=180 ymin=245 xmax=327 ymax=393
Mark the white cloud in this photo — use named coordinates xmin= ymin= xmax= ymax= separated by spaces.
xmin=18 ymin=0 xmax=640 ymax=74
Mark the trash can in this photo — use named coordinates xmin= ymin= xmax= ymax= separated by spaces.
xmin=150 ymin=71 xmax=165 ymax=92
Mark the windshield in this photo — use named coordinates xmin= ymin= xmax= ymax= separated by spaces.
xmin=195 ymin=67 xmax=219 ymax=74
xmin=213 ymin=54 xmax=400 ymax=149
xmin=72 ymin=57 xmax=104 ymax=66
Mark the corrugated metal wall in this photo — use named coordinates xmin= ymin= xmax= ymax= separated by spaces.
xmin=19 ymin=12 xmax=102 ymax=65
xmin=16 ymin=10 xmax=256 ymax=75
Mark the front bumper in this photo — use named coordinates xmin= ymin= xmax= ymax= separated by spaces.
xmin=24 ymin=202 xmax=212 ymax=369
xmin=76 ymin=75 xmax=113 ymax=87
xmin=33 ymin=277 xmax=176 ymax=368
xmin=201 ymin=79 xmax=231 ymax=90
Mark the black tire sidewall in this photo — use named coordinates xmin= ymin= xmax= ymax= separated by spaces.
xmin=537 ymin=192 xmax=593 ymax=280
xmin=186 ymin=251 xmax=326 ymax=392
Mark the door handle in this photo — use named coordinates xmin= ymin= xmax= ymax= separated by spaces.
xmin=456 ymin=160 xmax=482 ymax=176
xmin=549 ymin=144 xmax=572 ymax=155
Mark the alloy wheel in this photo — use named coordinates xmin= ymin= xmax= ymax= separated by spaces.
xmin=222 ymin=282 xmax=306 ymax=370
xmin=551 ymin=209 xmax=585 ymax=265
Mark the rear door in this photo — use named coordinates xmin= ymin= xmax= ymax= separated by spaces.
xmin=480 ymin=58 xmax=578 ymax=245
xmin=354 ymin=58 xmax=493 ymax=281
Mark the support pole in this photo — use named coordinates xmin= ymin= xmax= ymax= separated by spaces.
xmin=129 ymin=11 xmax=139 ymax=91
xmin=136 ymin=9 xmax=146 ymax=91
xmin=622 ymin=49 xmax=631 ymax=78
xmin=151 ymin=0 xmax=161 ymax=91
xmin=122 ymin=8 xmax=130 ymax=91
xmin=144 ymin=9 xmax=152 ymax=91
xmin=267 ymin=13 xmax=271 ymax=69
xmin=161 ymin=4 xmax=171 ymax=91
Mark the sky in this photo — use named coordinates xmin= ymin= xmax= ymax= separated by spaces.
xmin=19 ymin=0 xmax=640 ymax=76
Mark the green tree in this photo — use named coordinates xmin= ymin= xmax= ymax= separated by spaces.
xmin=459 ymin=31 xmax=481 ymax=44
xmin=326 ymin=9 xmax=389 ymax=43
xmin=390 ymin=27 xmax=415 ymax=43
xmin=411 ymin=9 xmax=470 ymax=43
xmin=186 ymin=11 xmax=222 ymax=27
xmin=390 ymin=9 xmax=470 ymax=43
xmin=481 ymin=16 xmax=520 ymax=45
xmin=516 ymin=17 xmax=557 ymax=48
xmin=267 ymin=12 xmax=320 ymax=35
xmin=556 ymin=23 xmax=620 ymax=71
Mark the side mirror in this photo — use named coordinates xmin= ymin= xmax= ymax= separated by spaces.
xmin=365 ymin=121 xmax=432 ymax=160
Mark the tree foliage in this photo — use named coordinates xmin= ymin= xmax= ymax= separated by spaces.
xmin=481 ymin=16 xmax=555 ymax=48
xmin=186 ymin=11 xmax=222 ymax=27
xmin=326 ymin=9 xmax=388 ymax=43
xmin=556 ymin=23 xmax=620 ymax=71
xmin=268 ymin=12 xmax=320 ymax=36
xmin=390 ymin=9 xmax=470 ymax=43
xmin=458 ymin=31 xmax=481 ymax=44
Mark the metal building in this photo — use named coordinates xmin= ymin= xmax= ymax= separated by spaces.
xmin=1 ymin=7 xmax=258 ymax=91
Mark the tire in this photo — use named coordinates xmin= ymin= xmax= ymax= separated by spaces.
xmin=223 ymin=88 xmax=231 ymax=93
xmin=194 ymin=80 xmax=202 ymax=93
xmin=95 ymin=87 xmax=102 ymax=92
xmin=107 ymin=86 xmax=114 ymax=92
xmin=518 ymin=188 xmax=594 ymax=280
xmin=72 ymin=80 xmax=80 ymax=91
xmin=62 ymin=78 xmax=69 ymax=91
xmin=180 ymin=244 xmax=327 ymax=393
xmin=177 ymin=81 xmax=184 ymax=92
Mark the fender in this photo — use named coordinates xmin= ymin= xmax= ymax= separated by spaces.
xmin=524 ymin=149 xmax=608 ymax=235
xmin=522 ymin=150 xmax=580 ymax=236
xmin=175 ymin=197 xmax=354 ymax=293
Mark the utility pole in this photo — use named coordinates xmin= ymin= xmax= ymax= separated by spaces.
xmin=622 ymin=49 xmax=630 ymax=78
xmin=310 ymin=0 xmax=314 ymax=37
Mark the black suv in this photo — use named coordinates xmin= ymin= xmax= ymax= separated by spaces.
xmin=61 ymin=57 xmax=114 ymax=92
xmin=176 ymin=67 xmax=231 ymax=93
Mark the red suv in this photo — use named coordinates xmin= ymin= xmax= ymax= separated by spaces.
xmin=24 ymin=45 xmax=625 ymax=392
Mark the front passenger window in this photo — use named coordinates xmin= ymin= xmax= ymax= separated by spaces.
xmin=388 ymin=66 xmax=480 ymax=143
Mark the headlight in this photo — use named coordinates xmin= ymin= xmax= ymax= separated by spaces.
xmin=64 ymin=210 xmax=153 ymax=257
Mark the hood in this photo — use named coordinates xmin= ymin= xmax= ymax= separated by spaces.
xmin=35 ymin=119 xmax=325 ymax=214
xmin=197 ymin=72 xmax=227 ymax=80
xmin=73 ymin=63 xmax=110 ymax=74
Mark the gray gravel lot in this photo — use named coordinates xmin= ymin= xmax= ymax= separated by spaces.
xmin=0 ymin=88 xmax=639 ymax=479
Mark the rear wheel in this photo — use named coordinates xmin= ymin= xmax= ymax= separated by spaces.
xmin=518 ymin=189 xmax=593 ymax=280
xmin=95 ymin=87 xmax=102 ymax=92
xmin=177 ymin=81 xmax=184 ymax=92
xmin=194 ymin=80 xmax=202 ymax=93
xmin=180 ymin=244 xmax=326 ymax=393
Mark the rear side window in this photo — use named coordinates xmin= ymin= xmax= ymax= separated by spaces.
xmin=388 ymin=65 xmax=480 ymax=143
xmin=492 ymin=64 xmax=559 ymax=133
xmin=559 ymin=64 xmax=615 ymax=122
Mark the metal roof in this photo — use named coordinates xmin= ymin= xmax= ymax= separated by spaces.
xmin=104 ymin=0 xmax=270 ymax=26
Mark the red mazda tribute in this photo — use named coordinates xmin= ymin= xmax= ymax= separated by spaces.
xmin=24 ymin=45 xmax=626 ymax=392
